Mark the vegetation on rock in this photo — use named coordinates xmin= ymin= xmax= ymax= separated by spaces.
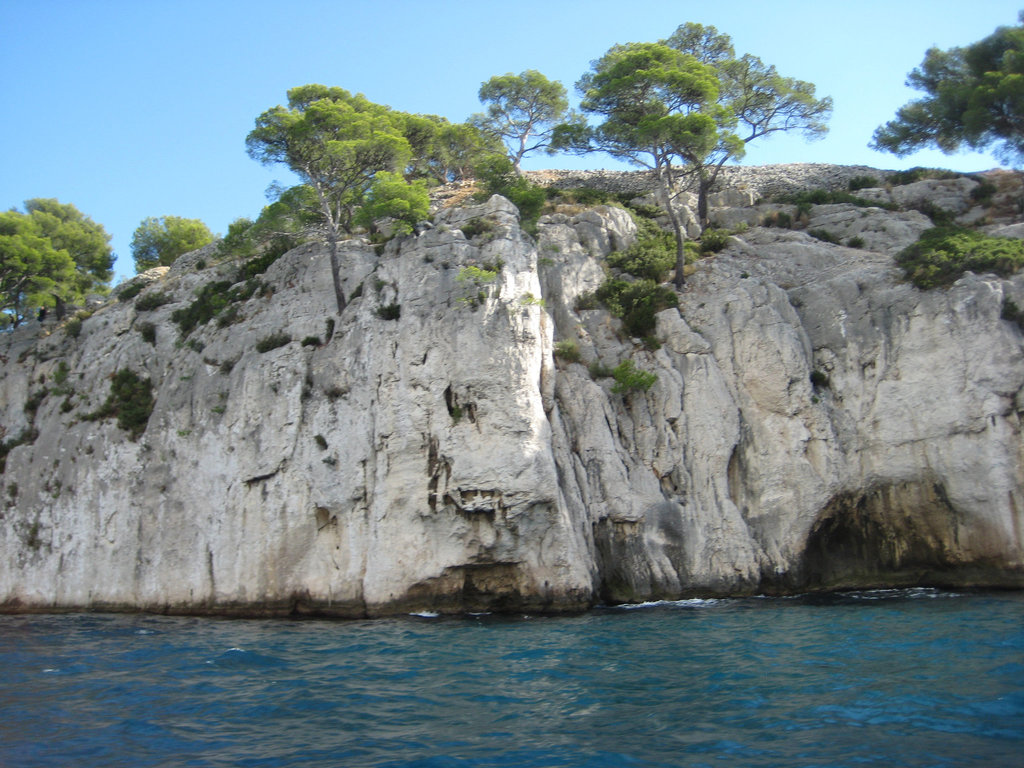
xmin=1 ymin=199 xmax=113 ymax=327
xmin=131 ymin=216 xmax=214 ymax=272
xmin=897 ymin=227 xmax=1024 ymax=289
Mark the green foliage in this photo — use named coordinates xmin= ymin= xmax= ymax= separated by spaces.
xmin=459 ymin=218 xmax=497 ymax=240
xmin=574 ymin=291 xmax=600 ymax=311
xmin=88 ymin=369 xmax=154 ymax=440
xmin=761 ymin=210 xmax=793 ymax=228
xmin=607 ymin=217 xmax=676 ymax=281
xmin=872 ymin=16 xmax=1024 ymax=163
xmin=456 ymin=265 xmax=498 ymax=284
xmin=301 ymin=335 xmax=322 ymax=347
xmin=355 ymin=171 xmax=430 ymax=235
xmin=0 ymin=209 xmax=78 ymax=328
xmin=846 ymin=236 xmax=866 ymax=249
xmin=64 ymin=316 xmax=83 ymax=338
xmin=699 ymin=227 xmax=731 ymax=254
xmin=246 ymin=85 xmax=413 ymax=239
xmin=810 ymin=370 xmax=831 ymax=389
xmin=588 ymin=360 xmax=615 ymax=379
xmin=897 ymin=226 xmax=1024 ymax=288
xmin=0 ymin=428 xmax=37 ymax=474
xmin=473 ymin=155 xmax=546 ymax=228
xmin=886 ymin=167 xmax=962 ymax=186
xmin=22 ymin=198 xmax=114 ymax=299
xmin=596 ymin=278 xmax=679 ymax=337
xmin=554 ymin=339 xmax=582 ymax=362
xmin=402 ymin=114 xmax=504 ymax=184
xmin=909 ymin=200 xmax=957 ymax=226
xmin=375 ymin=303 xmax=401 ymax=320
xmin=774 ymin=189 xmax=897 ymax=210
xmin=118 ymin=282 xmax=145 ymax=301
xmin=809 ymin=229 xmax=840 ymax=244
xmin=847 ymin=175 xmax=880 ymax=191
xmin=134 ymin=291 xmax=173 ymax=311
xmin=610 ymin=359 xmax=658 ymax=394
xmin=255 ymin=332 xmax=292 ymax=353
xmin=1002 ymin=296 xmax=1024 ymax=330
xmin=131 ymin=215 xmax=214 ymax=272
xmin=971 ymin=179 xmax=998 ymax=205
xmin=314 ymin=434 xmax=329 ymax=450
xmin=171 ymin=279 xmax=262 ymax=336
xmin=138 ymin=321 xmax=157 ymax=345
xmin=472 ymin=69 xmax=580 ymax=171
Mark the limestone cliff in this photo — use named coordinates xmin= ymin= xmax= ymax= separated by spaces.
xmin=2 ymin=165 xmax=1023 ymax=616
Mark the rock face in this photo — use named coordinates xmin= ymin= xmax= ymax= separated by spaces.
xmin=2 ymin=165 xmax=1024 ymax=616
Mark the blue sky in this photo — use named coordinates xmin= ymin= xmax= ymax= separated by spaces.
xmin=2 ymin=0 xmax=1021 ymax=284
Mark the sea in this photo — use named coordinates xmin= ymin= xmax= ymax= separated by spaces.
xmin=1 ymin=588 xmax=1022 ymax=767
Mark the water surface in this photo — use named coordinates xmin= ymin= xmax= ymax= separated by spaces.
xmin=1 ymin=589 xmax=1021 ymax=766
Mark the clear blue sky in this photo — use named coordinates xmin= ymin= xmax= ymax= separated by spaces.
xmin=2 ymin=0 xmax=1021 ymax=284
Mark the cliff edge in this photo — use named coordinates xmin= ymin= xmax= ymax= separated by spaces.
xmin=3 ymin=164 xmax=1023 ymax=616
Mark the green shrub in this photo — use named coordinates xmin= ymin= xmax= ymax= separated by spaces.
xmin=171 ymin=279 xmax=261 ymax=336
xmin=1001 ymin=297 xmax=1024 ymax=330
xmin=810 ymin=370 xmax=831 ymax=389
xmin=887 ymin=167 xmax=961 ymax=186
xmin=118 ymin=282 xmax=145 ymax=302
xmin=775 ymin=189 xmax=897 ymax=211
xmin=588 ymin=360 xmax=614 ymax=379
xmin=762 ymin=210 xmax=793 ymax=228
xmin=846 ymin=236 xmax=866 ymax=249
xmin=473 ymin=155 xmax=545 ymax=231
xmin=897 ymin=227 xmax=1024 ymax=289
xmin=459 ymin=218 xmax=497 ymax=240
xmin=0 ymin=429 xmax=37 ymax=474
xmin=596 ymin=278 xmax=679 ymax=338
xmin=608 ymin=217 xmax=676 ymax=281
xmin=135 ymin=291 xmax=173 ymax=311
xmin=314 ymin=434 xmax=328 ymax=450
xmin=376 ymin=303 xmax=401 ymax=320
xmin=546 ymin=186 xmax=616 ymax=207
xmin=847 ymin=175 xmax=879 ymax=191
xmin=554 ymin=339 xmax=582 ymax=363
xmin=909 ymin=200 xmax=956 ymax=226
xmin=138 ymin=321 xmax=157 ymax=345
xmin=699 ymin=228 xmax=731 ymax=254
xmin=301 ymin=335 xmax=322 ymax=347
xmin=971 ymin=179 xmax=998 ymax=205
xmin=809 ymin=229 xmax=840 ymax=244
xmin=610 ymin=360 xmax=658 ymax=394
xmin=574 ymin=292 xmax=600 ymax=311
xmin=255 ymin=332 xmax=291 ymax=353
xmin=64 ymin=317 xmax=83 ymax=339
xmin=85 ymin=369 xmax=154 ymax=440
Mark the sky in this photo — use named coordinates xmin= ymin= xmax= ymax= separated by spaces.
xmin=2 ymin=0 xmax=1022 ymax=285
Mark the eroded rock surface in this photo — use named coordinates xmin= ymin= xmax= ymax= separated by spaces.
xmin=2 ymin=166 xmax=1023 ymax=616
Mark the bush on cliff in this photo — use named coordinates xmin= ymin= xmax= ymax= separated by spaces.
xmin=897 ymin=226 xmax=1024 ymax=289
xmin=85 ymin=369 xmax=154 ymax=440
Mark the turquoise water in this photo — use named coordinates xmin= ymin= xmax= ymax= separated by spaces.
xmin=1 ymin=589 xmax=1022 ymax=767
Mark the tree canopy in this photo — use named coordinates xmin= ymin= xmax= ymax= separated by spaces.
xmin=664 ymin=23 xmax=832 ymax=227
xmin=871 ymin=15 xmax=1024 ymax=164
xmin=473 ymin=70 xmax=580 ymax=172
xmin=1 ymin=199 xmax=113 ymax=327
xmin=246 ymin=84 xmax=427 ymax=312
xmin=131 ymin=215 xmax=214 ymax=272
xmin=554 ymin=41 xmax=723 ymax=287
xmin=555 ymin=25 xmax=831 ymax=286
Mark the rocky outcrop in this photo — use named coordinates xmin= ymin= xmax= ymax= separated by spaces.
xmin=2 ymin=166 xmax=1023 ymax=616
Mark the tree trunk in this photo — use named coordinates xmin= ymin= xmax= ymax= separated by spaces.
xmin=327 ymin=231 xmax=346 ymax=315
xmin=655 ymin=165 xmax=688 ymax=290
xmin=697 ymin=173 xmax=711 ymax=232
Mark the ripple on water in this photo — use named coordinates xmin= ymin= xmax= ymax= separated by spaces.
xmin=0 ymin=592 xmax=1021 ymax=767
